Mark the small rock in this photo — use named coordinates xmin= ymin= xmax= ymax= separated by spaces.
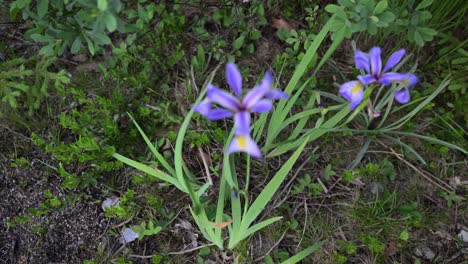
xmin=458 ymin=230 xmax=468 ymax=243
xmin=369 ymin=182 xmax=384 ymax=195
xmin=414 ymin=245 xmax=436 ymax=260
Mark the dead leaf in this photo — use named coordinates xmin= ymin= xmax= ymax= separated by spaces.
xmin=271 ymin=18 xmax=294 ymax=31
xmin=212 ymin=219 xmax=233 ymax=229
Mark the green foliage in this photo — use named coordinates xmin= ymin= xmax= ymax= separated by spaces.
xmin=10 ymin=0 xmax=133 ymax=56
xmin=32 ymin=76 xmax=180 ymax=189
xmin=430 ymin=36 xmax=468 ymax=127
xmin=292 ymin=174 xmax=323 ymax=196
xmin=105 ymin=189 xmax=137 ymax=219
xmin=0 ymin=56 xmax=69 ymax=114
xmin=278 ymin=28 xmax=317 ymax=63
xmin=389 ymin=0 xmax=437 ymax=46
xmin=325 ymin=0 xmax=437 ymax=46
xmin=32 ymin=87 xmax=123 ymax=189
xmin=351 ymin=190 xmax=424 ymax=261
xmin=334 ymin=240 xmax=357 ymax=263
xmin=213 ymin=1 xmax=266 ymax=58
xmin=440 ymin=191 xmax=463 ymax=207
xmin=10 ymin=157 xmax=31 ymax=168
xmin=189 ymin=1 xmax=266 ymax=61
xmin=362 ymin=234 xmax=385 ymax=255
xmin=132 ymin=220 xmax=162 ymax=240
xmin=326 ymin=0 xmax=396 ymax=38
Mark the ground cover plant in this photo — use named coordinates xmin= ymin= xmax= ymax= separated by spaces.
xmin=1 ymin=0 xmax=467 ymax=263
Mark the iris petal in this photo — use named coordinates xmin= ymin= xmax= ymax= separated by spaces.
xmin=193 ymin=98 xmax=211 ymax=117
xmin=207 ymin=84 xmax=240 ymax=111
xmin=243 ymin=83 xmax=269 ymax=109
xmin=394 ymin=87 xmax=410 ymax=104
xmin=260 ymin=70 xmax=288 ymax=100
xmin=227 ymin=134 xmax=262 ymax=158
xmin=262 ymin=70 xmax=274 ymax=85
xmin=383 ymin=49 xmax=405 ymax=72
xmin=369 ymin=47 xmax=382 ymax=76
xmin=250 ymin=99 xmax=273 ymax=113
xmin=339 ymin=80 xmax=365 ymax=110
xmin=226 ymin=62 xmax=243 ymax=97
xmin=355 ymin=49 xmax=370 ymax=73
xmin=234 ymin=111 xmax=251 ymax=135
xmin=357 ymin=75 xmax=377 ymax=85
xmin=379 ymin=72 xmax=407 ymax=85
xmin=207 ymin=109 xmax=233 ymax=120
xmin=404 ymin=73 xmax=418 ymax=89
xmin=265 ymin=89 xmax=289 ymax=100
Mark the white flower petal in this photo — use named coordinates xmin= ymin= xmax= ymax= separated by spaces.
xmin=101 ymin=196 xmax=120 ymax=211
xmin=120 ymin=228 xmax=139 ymax=243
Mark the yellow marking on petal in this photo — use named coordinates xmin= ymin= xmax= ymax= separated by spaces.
xmin=402 ymin=79 xmax=409 ymax=86
xmin=351 ymin=82 xmax=363 ymax=95
xmin=237 ymin=135 xmax=247 ymax=150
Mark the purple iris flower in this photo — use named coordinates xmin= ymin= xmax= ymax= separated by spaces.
xmin=194 ymin=62 xmax=287 ymax=158
xmin=339 ymin=47 xmax=418 ymax=110
xmin=260 ymin=71 xmax=289 ymax=100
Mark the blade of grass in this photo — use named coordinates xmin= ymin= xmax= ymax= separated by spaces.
xmin=127 ymin=113 xmax=176 ymax=177
xmin=280 ymin=241 xmax=325 ymax=264
xmin=113 ymin=153 xmax=184 ymax=190
xmin=350 ymin=138 xmax=371 ymax=169
xmin=382 ymin=135 xmax=427 ymax=165
xmin=287 ymin=94 xmax=318 ymax=140
xmin=386 ymin=131 xmax=467 ymax=154
xmin=267 ymin=17 xmax=334 ymax=143
xmin=385 ymin=77 xmax=450 ymax=130
xmin=234 ymin=216 xmax=283 ymax=245
xmin=214 ymin=170 xmax=227 ymax=240
xmin=239 ymin=138 xmax=309 ymax=232
xmin=265 ymin=78 xmax=312 ymax=146
xmin=228 ymin=156 xmax=242 ymax=245
xmin=268 ymin=107 xmax=350 ymax=157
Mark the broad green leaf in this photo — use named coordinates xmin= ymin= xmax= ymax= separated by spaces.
xmin=30 ymin=33 xmax=54 ymax=43
xmin=416 ymin=0 xmax=433 ymax=10
xmin=232 ymin=34 xmax=245 ymax=50
xmin=250 ymin=29 xmax=262 ymax=40
xmin=37 ymin=0 xmax=48 ymax=18
xmin=70 ymin=37 xmax=82 ymax=54
xmin=98 ymin=0 xmax=108 ymax=11
xmin=104 ymin=12 xmax=117 ymax=32
xmin=325 ymin=4 xmax=341 ymax=13
xmin=373 ymin=0 xmax=387 ymax=15
xmin=414 ymin=31 xmax=424 ymax=46
xmin=39 ymin=43 xmax=55 ymax=56
xmin=84 ymin=36 xmax=95 ymax=55
xmin=91 ymin=32 xmax=111 ymax=45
